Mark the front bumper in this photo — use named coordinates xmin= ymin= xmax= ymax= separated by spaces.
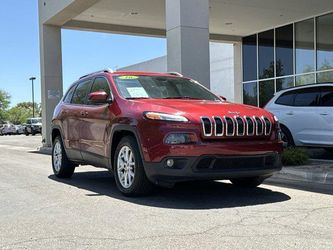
xmin=144 ymin=152 xmax=282 ymax=186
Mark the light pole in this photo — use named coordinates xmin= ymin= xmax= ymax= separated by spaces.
xmin=29 ymin=77 xmax=36 ymax=118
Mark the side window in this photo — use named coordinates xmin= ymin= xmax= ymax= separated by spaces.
xmin=294 ymin=87 xmax=320 ymax=107
xmin=63 ymin=84 xmax=76 ymax=104
xmin=320 ymin=86 xmax=333 ymax=106
xmin=91 ymin=77 xmax=111 ymax=95
xmin=88 ymin=77 xmax=111 ymax=105
xmin=275 ymin=91 xmax=296 ymax=106
xmin=71 ymin=80 xmax=92 ymax=105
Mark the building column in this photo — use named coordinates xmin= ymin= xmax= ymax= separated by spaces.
xmin=166 ymin=0 xmax=210 ymax=88
xmin=233 ymin=42 xmax=243 ymax=103
xmin=39 ymin=24 xmax=63 ymax=147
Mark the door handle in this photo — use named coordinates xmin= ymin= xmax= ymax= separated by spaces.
xmin=320 ymin=112 xmax=329 ymax=116
xmin=286 ymin=112 xmax=294 ymax=115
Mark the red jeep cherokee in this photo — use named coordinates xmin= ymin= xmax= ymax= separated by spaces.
xmin=51 ymin=69 xmax=283 ymax=196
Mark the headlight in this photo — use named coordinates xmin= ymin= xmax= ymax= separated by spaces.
xmin=144 ymin=112 xmax=188 ymax=122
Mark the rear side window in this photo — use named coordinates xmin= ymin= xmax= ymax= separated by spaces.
xmin=294 ymin=87 xmax=320 ymax=106
xmin=320 ymin=86 xmax=333 ymax=106
xmin=71 ymin=80 xmax=92 ymax=104
xmin=63 ymin=84 xmax=76 ymax=104
xmin=275 ymin=91 xmax=296 ymax=106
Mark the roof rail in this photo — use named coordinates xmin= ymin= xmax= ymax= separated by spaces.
xmin=79 ymin=68 xmax=114 ymax=79
xmin=166 ymin=72 xmax=183 ymax=77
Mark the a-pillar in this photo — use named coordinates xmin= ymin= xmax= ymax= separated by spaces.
xmin=39 ymin=24 xmax=63 ymax=147
xmin=166 ymin=0 xmax=210 ymax=88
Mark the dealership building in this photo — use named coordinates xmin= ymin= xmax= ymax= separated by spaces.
xmin=39 ymin=0 xmax=333 ymax=146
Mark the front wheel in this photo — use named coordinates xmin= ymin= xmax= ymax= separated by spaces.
xmin=52 ymin=136 xmax=76 ymax=178
xmin=114 ymin=136 xmax=153 ymax=196
xmin=230 ymin=176 xmax=267 ymax=188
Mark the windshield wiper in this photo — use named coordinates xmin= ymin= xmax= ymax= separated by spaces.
xmin=162 ymin=96 xmax=201 ymax=100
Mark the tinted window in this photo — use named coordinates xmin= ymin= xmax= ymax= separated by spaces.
xmin=276 ymin=24 xmax=293 ymax=77
xmin=259 ymin=80 xmax=275 ymax=107
xmin=63 ymin=85 xmax=76 ymax=103
xmin=243 ymin=81 xmax=258 ymax=106
xmin=294 ymin=87 xmax=320 ymax=106
xmin=320 ymin=86 xmax=333 ymax=106
xmin=91 ymin=77 xmax=111 ymax=95
xmin=276 ymin=91 xmax=296 ymax=106
xmin=71 ymin=80 xmax=92 ymax=104
xmin=317 ymin=13 xmax=333 ymax=71
xmin=242 ymin=35 xmax=257 ymax=81
xmin=295 ymin=18 xmax=314 ymax=74
xmin=258 ymin=30 xmax=274 ymax=79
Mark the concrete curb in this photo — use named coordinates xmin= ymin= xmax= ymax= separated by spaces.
xmin=36 ymin=146 xmax=52 ymax=155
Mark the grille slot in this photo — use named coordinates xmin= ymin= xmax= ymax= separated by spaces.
xmin=245 ymin=116 xmax=255 ymax=136
xmin=201 ymin=117 xmax=212 ymax=136
xmin=235 ymin=117 xmax=245 ymax=136
xmin=263 ymin=117 xmax=272 ymax=135
xmin=254 ymin=116 xmax=264 ymax=136
xmin=224 ymin=116 xmax=235 ymax=136
xmin=213 ymin=116 xmax=224 ymax=136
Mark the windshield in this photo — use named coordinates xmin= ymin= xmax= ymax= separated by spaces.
xmin=113 ymin=75 xmax=220 ymax=101
xmin=28 ymin=118 xmax=41 ymax=124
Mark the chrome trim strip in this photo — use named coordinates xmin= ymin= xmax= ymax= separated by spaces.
xmin=224 ymin=116 xmax=235 ymax=136
xmin=200 ymin=116 xmax=212 ymax=136
xmin=244 ymin=116 xmax=255 ymax=136
xmin=253 ymin=116 xmax=264 ymax=136
xmin=213 ymin=116 xmax=224 ymax=136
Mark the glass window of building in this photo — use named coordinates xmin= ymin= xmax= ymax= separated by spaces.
xmin=295 ymin=18 xmax=314 ymax=74
xmin=242 ymin=35 xmax=257 ymax=82
xmin=259 ymin=80 xmax=275 ymax=107
xmin=317 ymin=13 xmax=333 ymax=71
xmin=276 ymin=24 xmax=293 ymax=77
xmin=317 ymin=70 xmax=333 ymax=83
xmin=243 ymin=82 xmax=258 ymax=106
xmin=295 ymin=74 xmax=315 ymax=86
xmin=258 ymin=30 xmax=274 ymax=79
xmin=276 ymin=77 xmax=294 ymax=92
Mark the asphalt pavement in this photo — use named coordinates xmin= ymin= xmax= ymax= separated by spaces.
xmin=0 ymin=135 xmax=333 ymax=249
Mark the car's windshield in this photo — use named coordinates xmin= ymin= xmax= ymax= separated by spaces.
xmin=113 ymin=75 xmax=220 ymax=101
xmin=28 ymin=118 xmax=41 ymax=124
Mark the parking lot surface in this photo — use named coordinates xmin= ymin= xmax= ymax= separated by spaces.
xmin=0 ymin=135 xmax=333 ymax=249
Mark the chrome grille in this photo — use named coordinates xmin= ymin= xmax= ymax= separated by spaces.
xmin=200 ymin=115 xmax=272 ymax=138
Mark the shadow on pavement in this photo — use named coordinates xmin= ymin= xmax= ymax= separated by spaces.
xmin=49 ymin=170 xmax=290 ymax=210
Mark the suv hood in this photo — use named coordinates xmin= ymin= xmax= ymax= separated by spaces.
xmin=132 ymin=99 xmax=273 ymax=121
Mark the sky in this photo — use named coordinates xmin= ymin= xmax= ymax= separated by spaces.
xmin=0 ymin=0 xmax=166 ymax=107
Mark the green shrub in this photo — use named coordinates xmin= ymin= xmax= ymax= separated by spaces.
xmin=282 ymin=147 xmax=309 ymax=166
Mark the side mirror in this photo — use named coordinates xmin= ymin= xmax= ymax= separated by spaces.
xmin=88 ymin=91 xmax=112 ymax=104
xmin=220 ymin=96 xmax=227 ymax=101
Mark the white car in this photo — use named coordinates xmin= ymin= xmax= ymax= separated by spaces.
xmin=265 ymin=83 xmax=333 ymax=149
xmin=1 ymin=123 xmax=16 ymax=135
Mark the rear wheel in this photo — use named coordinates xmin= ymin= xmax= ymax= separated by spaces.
xmin=230 ymin=176 xmax=267 ymax=188
xmin=280 ymin=126 xmax=295 ymax=148
xmin=52 ymin=136 xmax=76 ymax=178
xmin=114 ymin=136 xmax=153 ymax=196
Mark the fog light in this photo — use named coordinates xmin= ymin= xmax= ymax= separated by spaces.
xmin=164 ymin=133 xmax=196 ymax=145
xmin=166 ymin=159 xmax=174 ymax=167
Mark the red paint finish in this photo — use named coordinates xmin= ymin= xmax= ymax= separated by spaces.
xmin=52 ymin=71 xmax=283 ymax=165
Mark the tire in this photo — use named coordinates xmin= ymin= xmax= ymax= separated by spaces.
xmin=230 ymin=176 xmax=267 ymax=188
xmin=280 ymin=125 xmax=295 ymax=148
xmin=113 ymin=136 xmax=153 ymax=196
xmin=52 ymin=136 xmax=76 ymax=178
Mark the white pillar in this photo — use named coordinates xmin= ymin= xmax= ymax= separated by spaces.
xmin=233 ymin=42 xmax=243 ymax=103
xmin=166 ymin=0 xmax=210 ymax=88
xmin=39 ymin=25 xmax=63 ymax=147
